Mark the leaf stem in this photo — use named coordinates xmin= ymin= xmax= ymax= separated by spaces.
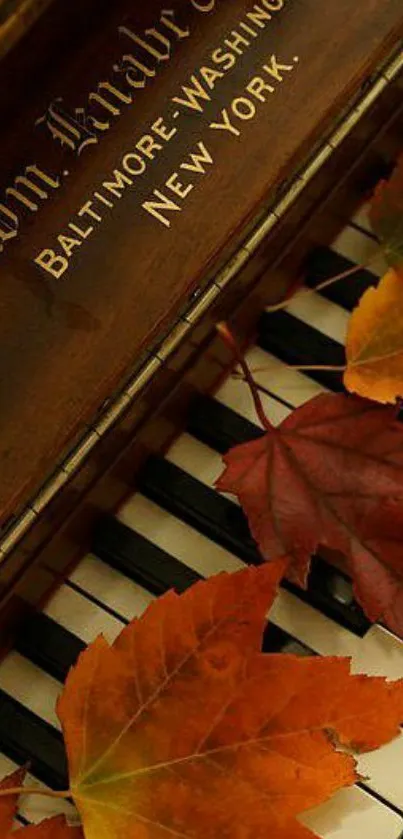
xmin=216 ymin=322 xmax=272 ymax=431
xmin=233 ymin=363 xmax=347 ymax=378
xmin=265 ymin=256 xmax=378 ymax=314
xmin=0 ymin=786 xmax=72 ymax=800
xmin=282 ymin=364 xmax=347 ymax=373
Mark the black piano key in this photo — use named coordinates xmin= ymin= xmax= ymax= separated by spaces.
xmin=93 ymin=517 xmax=317 ymax=657
xmin=93 ymin=516 xmax=312 ymax=654
xmin=285 ymin=560 xmax=369 ymax=635
xmin=13 ymin=524 xmax=311 ymax=693
xmin=139 ymin=455 xmax=259 ymax=565
xmin=262 ymin=624 xmax=313 ymax=657
xmin=139 ymin=454 xmax=370 ymax=636
xmin=94 ymin=518 xmax=201 ymax=596
xmin=304 ymin=246 xmax=377 ymax=309
xmin=15 ymin=613 xmax=85 ymax=684
xmin=258 ymin=309 xmax=345 ymax=392
xmin=0 ymin=691 xmax=67 ymax=790
xmin=187 ymin=395 xmax=263 ymax=453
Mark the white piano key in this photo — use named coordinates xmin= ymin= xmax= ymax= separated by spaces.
xmin=271 ymin=586 xmax=403 ymax=681
xmin=0 ymin=653 xmax=61 ymax=729
xmin=120 ymin=486 xmax=358 ymax=659
xmin=351 ymin=202 xmax=373 ymax=234
xmin=166 ymin=432 xmax=225 ymax=487
xmin=70 ymin=554 xmax=154 ymax=622
xmin=45 ymin=584 xmax=123 ymax=645
xmin=215 ymin=372 xmax=290 ymax=427
xmin=301 ymin=786 xmax=403 ymax=839
xmin=277 ymin=287 xmax=349 ymax=344
xmin=332 ymin=224 xmax=387 ymax=277
xmin=359 ymin=736 xmax=403 ymax=813
xmin=119 ymin=494 xmax=243 ymax=579
xmin=0 ymin=753 xmax=77 ymax=825
xmin=243 ymin=346 xmax=326 ymax=407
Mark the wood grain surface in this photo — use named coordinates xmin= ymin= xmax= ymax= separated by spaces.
xmin=0 ymin=0 xmax=402 ymax=530
xmin=0 ymin=0 xmax=55 ymax=59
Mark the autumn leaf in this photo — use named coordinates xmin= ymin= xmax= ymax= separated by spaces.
xmin=0 ymin=768 xmax=25 ymax=835
xmin=370 ymin=154 xmax=403 ymax=273
xmin=344 ymin=268 xmax=403 ymax=403
xmin=57 ymin=563 xmax=403 ymax=839
xmin=216 ymin=391 xmax=403 ymax=635
xmin=0 ymin=769 xmax=81 ymax=838
xmin=348 ymin=500 xmax=403 ymax=635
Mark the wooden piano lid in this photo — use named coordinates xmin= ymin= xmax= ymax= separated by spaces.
xmin=0 ymin=0 xmax=56 ymax=58
xmin=0 ymin=0 xmax=402 ymax=537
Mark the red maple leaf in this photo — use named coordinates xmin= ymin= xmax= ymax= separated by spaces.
xmin=216 ymin=391 xmax=403 ymax=637
xmin=370 ymin=154 xmax=403 ymax=274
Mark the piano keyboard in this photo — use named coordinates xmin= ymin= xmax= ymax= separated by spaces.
xmin=1 ymin=207 xmax=403 ymax=838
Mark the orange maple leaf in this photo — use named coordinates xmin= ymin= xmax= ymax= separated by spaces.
xmin=57 ymin=563 xmax=403 ymax=839
xmin=370 ymin=154 xmax=403 ymax=274
xmin=344 ymin=268 xmax=403 ymax=403
xmin=0 ymin=769 xmax=81 ymax=838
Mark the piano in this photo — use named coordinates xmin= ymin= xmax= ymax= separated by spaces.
xmin=0 ymin=0 xmax=402 ymax=834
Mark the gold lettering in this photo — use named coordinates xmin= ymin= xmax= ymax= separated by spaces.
xmin=263 ymin=55 xmax=294 ymax=82
xmin=114 ymin=53 xmax=155 ymax=90
xmin=142 ymin=189 xmax=181 ymax=227
xmin=180 ymin=141 xmax=214 ymax=173
xmin=160 ymin=10 xmax=190 ymax=39
xmin=173 ymin=75 xmax=211 ymax=112
xmin=152 ymin=117 xmax=177 ymax=141
xmin=210 ymin=108 xmax=241 ymax=137
xmin=211 ymin=48 xmax=236 ymax=72
xmin=89 ymin=82 xmax=133 ymax=131
xmin=123 ymin=153 xmax=146 ymax=176
xmin=199 ymin=65 xmax=224 ymax=90
xmin=232 ymin=97 xmax=257 ymax=120
xmin=224 ymin=30 xmax=250 ymax=55
xmin=68 ymin=221 xmax=94 ymax=239
xmin=79 ymin=201 xmax=102 ymax=222
xmin=246 ymin=4 xmax=272 ymax=28
xmin=37 ymin=99 xmax=98 ymax=155
xmin=191 ymin=0 xmax=216 ymax=11
xmin=58 ymin=234 xmax=83 ymax=258
xmin=6 ymin=165 xmax=60 ymax=212
xmin=263 ymin=0 xmax=285 ymax=10
xmin=35 ymin=249 xmax=69 ymax=279
xmin=94 ymin=192 xmax=114 ymax=208
xmin=0 ymin=219 xmax=17 ymax=253
xmin=136 ymin=134 xmax=163 ymax=160
xmin=119 ymin=26 xmax=170 ymax=63
xmin=102 ymin=169 xmax=133 ymax=198
xmin=0 ymin=204 xmax=18 ymax=253
xmin=166 ymin=173 xmax=193 ymax=199
xmin=247 ymin=76 xmax=275 ymax=101
xmin=239 ymin=22 xmax=258 ymax=37
xmin=144 ymin=27 xmax=172 ymax=60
